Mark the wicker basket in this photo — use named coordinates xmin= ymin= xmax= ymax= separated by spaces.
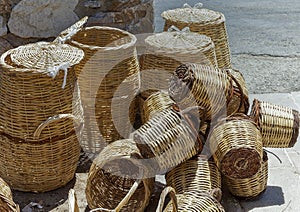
xmin=142 ymin=90 xmax=175 ymax=123
xmin=63 ymin=25 xmax=140 ymax=153
xmin=139 ymin=27 xmax=217 ymax=98
xmin=169 ymin=63 xmax=232 ymax=121
xmin=0 ymin=178 xmax=19 ymax=212
xmin=250 ymin=99 xmax=299 ymax=148
xmin=131 ymin=106 xmax=203 ymax=174
xmin=208 ymin=158 xmax=222 ymax=191
xmin=156 ymin=187 xmax=225 ymax=212
xmin=209 ymin=115 xmax=263 ymax=179
xmin=162 ymin=3 xmax=231 ymax=69
xmin=226 ymin=68 xmax=249 ymax=116
xmin=0 ymin=42 xmax=84 ymax=141
xmin=224 ymin=150 xmax=268 ymax=198
xmin=68 ymin=189 xmax=79 ymax=212
xmin=86 ymin=139 xmax=154 ymax=211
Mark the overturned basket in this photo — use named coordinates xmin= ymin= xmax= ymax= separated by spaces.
xmin=224 ymin=150 xmax=268 ymax=198
xmin=209 ymin=114 xmax=263 ymax=179
xmin=86 ymin=139 xmax=154 ymax=211
xmin=162 ymin=3 xmax=231 ymax=69
xmin=139 ymin=27 xmax=217 ymax=98
xmin=131 ymin=106 xmax=203 ymax=174
xmin=250 ymin=99 xmax=299 ymax=148
xmin=0 ymin=177 xmax=19 ymax=212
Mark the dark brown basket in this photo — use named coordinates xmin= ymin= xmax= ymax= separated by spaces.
xmin=250 ymin=99 xmax=299 ymax=148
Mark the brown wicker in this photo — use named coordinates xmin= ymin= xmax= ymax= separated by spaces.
xmin=0 ymin=131 xmax=80 ymax=192
xmin=226 ymin=68 xmax=249 ymax=116
xmin=250 ymin=99 xmax=299 ymax=148
xmin=131 ymin=106 xmax=203 ymax=174
xmin=169 ymin=63 xmax=233 ymax=121
xmin=86 ymin=139 xmax=154 ymax=211
xmin=157 ymin=187 xmax=225 ymax=212
xmin=161 ymin=3 xmax=231 ymax=69
xmin=139 ymin=27 xmax=217 ymax=98
xmin=209 ymin=115 xmax=263 ymax=179
xmin=142 ymin=90 xmax=175 ymax=123
xmin=0 ymin=177 xmax=19 ymax=212
xmin=224 ymin=150 xmax=268 ymax=198
xmin=68 ymin=189 xmax=80 ymax=212
xmin=0 ymin=42 xmax=84 ymax=142
xmin=64 ymin=25 xmax=140 ymax=153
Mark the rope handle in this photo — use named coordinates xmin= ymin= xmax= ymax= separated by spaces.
xmin=183 ymin=2 xmax=203 ymax=9
xmin=53 ymin=16 xmax=88 ymax=44
xmin=156 ymin=186 xmax=178 ymax=212
xmin=33 ymin=114 xmax=82 ymax=140
xmin=47 ymin=62 xmax=70 ymax=89
xmin=167 ymin=25 xmax=190 ymax=33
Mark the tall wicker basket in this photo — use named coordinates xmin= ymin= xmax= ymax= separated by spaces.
xmin=65 ymin=25 xmax=140 ymax=153
xmin=0 ymin=178 xmax=19 ymax=212
xmin=139 ymin=28 xmax=217 ymax=98
xmin=250 ymin=99 xmax=299 ymax=148
xmin=162 ymin=3 xmax=231 ymax=69
xmin=86 ymin=139 xmax=154 ymax=212
xmin=0 ymin=42 xmax=83 ymax=192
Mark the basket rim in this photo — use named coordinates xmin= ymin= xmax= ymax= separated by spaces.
xmin=70 ymin=26 xmax=137 ymax=51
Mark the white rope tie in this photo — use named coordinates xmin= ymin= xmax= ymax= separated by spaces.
xmin=168 ymin=25 xmax=190 ymax=33
xmin=47 ymin=62 xmax=70 ymax=89
xmin=183 ymin=2 xmax=203 ymax=9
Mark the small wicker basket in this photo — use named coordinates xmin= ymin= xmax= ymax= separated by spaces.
xmin=250 ymin=99 xmax=299 ymax=148
xmin=209 ymin=115 xmax=263 ymax=179
xmin=224 ymin=150 xmax=268 ymax=198
xmin=0 ymin=178 xmax=19 ymax=212
xmin=140 ymin=27 xmax=217 ymax=98
xmin=161 ymin=3 xmax=231 ymax=69
xmin=156 ymin=187 xmax=225 ymax=212
xmin=131 ymin=106 xmax=203 ymax=174
xmin=86 ymin=139 xmax=154 ymax=212
xmin=208 ymin=158 xmax=222 ymax=191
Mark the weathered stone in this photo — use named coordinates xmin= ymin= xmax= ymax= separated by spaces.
xmin=99 ymin=0 xmax=141 ymax=12
xmin=0 ymin=0 xmax=12 ymax=15
xmin=2 ymin=33 xmax=50 ymax=47
xmin=0 ymin=15 xmax=7 ymax=36
xmin=8 ymin=0 xmax=79 ymax=38
xmin=0 ymin=37 xmax=12 ymax=55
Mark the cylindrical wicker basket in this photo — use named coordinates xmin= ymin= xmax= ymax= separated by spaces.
xmin=250 ymin=99 xmax=299 ymax=148
xmin=86 ymin=139 xmax=154 ymax=212
xmin=0 ymin=178 xmax=19 ymax=212
xmin=65 ymin=25 xmax=140 ymax=153
xmin=131 ymin=106 xmax=203 ymax=174
xmin=208 ymin=158 xmax=222 ymax=191
xmin=209 ymin=115 xmax=263 ymax=179
xmin=0 ymin=42 xmax=84 ymax=141
xmin=169 ymin=63 xmax=233 ymax=121
xmin=224 ymin=150 xmax=268 ymax=198
xmin=161 ymin=3 xmax=231 ymax=69
xmin=140 ymin=28 xmax=217 ymax=98
xmin=156 ymin=187 xmax=225 ymax=212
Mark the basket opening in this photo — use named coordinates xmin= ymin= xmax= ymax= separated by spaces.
xmin=3 ymin=54 xmax=26 ymax=69
xmin=71 ymin=28 xmax=132 ymax=48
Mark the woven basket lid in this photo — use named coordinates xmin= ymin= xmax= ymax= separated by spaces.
xmin=145 ymin=29 xmax=214 ymax=54
xmin=8 ymin=41 xmax=84 ymax=71
xmin=161 ymin=5 xmax=224 ymax=24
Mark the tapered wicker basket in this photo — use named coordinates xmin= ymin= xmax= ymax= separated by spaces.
xmin=86 ymin=139 xmax=154 ymax=212
xmin=250 ymin=99 xmax=299 ymax=148
xmin=140 ymin=27 xmax=217 ymax=98
xmin=224 ymin=150 xmax=268 ymax=198
xmin=209 ymin=115 xmax=263 ymax=179
xmin=0 ymin=178 xmax=19 ymax=212
xmin=131 ymin=106 xmax=203 ymax=174
xmin=64 ymin=25 xmax=140 ymax=153
xmin=157 ymin=187 xmax=225 ymax=212
xmin=162 ymin=3 xmax=231 ymax=69
xmin=169 ymin=63 xmax=233 ymax=121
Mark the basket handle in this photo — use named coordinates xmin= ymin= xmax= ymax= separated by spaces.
xmin=53 ymin=16 xmax=88 ymax=44
xmin=156 ymin=187 xmax=178 ymax=212
xmin=33 ymin=114 xmax=82 ymax=140
xmin=183 ymin=2 xmax=203 ymax=9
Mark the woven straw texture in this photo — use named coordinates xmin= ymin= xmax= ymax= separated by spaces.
xmin=142 ymin=90 xmax=175 ymax=123
xmin=162 ymin=4 xmax=231 ymax=69
xmin=226 ymin=68 xmax=249 ymax=116
xmin=66 ymin=26 xmax=140 ymax=153
xmin=208 ymin=158 xmax=222 ymax=190
xmin=169 ymin=63 xmax=233 ymax=120
xmin=0 ymin=177 xmax=19 ymax=212
xmin=250 ymin=99 xmax=299 ymax=148
xmin=0 ymin=42 xmax=84 ymax=142
xmin=131 ymin=106 xmax=203 ymax=174
xmin=140 ymin=30 xmax=217 ymax=98
xmin=86 ymin=139 xmax=154 ymax=212
xmin=0 ymin=131 xmax=80 ymax=192
xmin=209 ymin=115 xmax=263 ymax=179
xmin=157 ymin=187 xmax=225 ymax=212
xmin=224 ymin=150 xmax=268 ymax=198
